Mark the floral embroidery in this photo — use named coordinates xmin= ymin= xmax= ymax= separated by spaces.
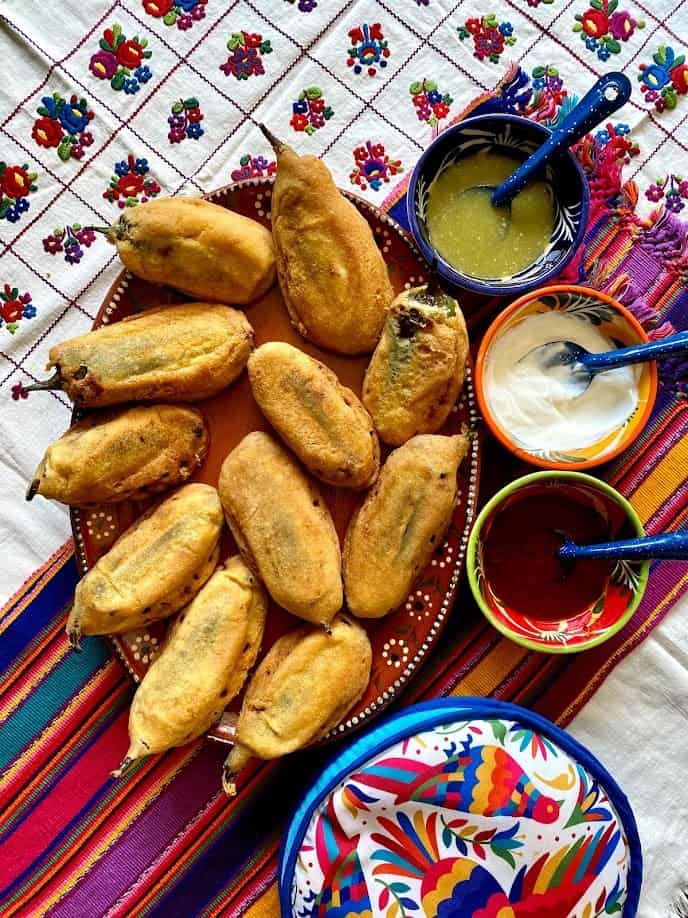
xmin=0 ymin=285 xmax=36 ymax=335
xmin=142 ymin=0 xmax=207 ymax=31
xmin=89 ymin=24 xmax=153 ymax=94
xmin=219 ymin=32 xmax=272 ymax=79
xmin=0 ymin=162 xmax=38 ymax=224
xmin=11 ymin=382 xmax=29 ymax=400
xmin=594 ymin=122 xmax=639 ymax=161
xmin=638 ymin=46 xmax=688 ymax=112
xmin=347 ymin=24 xmax=390 ymax=76
xmin=458 ymin=15 xmax=517 ymax=63
xmin=645 ymin=174 xmax=688 ymax=211
xmin=43 ymin=224 xmax=97 ymax=265
xmin=103 ymin=154 xmax=161 ymax=207
xmin=409 ymin=79 xmax=453 ymax=128
xmin=230 ymin=153 xmax=276 ymax=182
xmin=573 ymin=0 xmax=644 ymax=62
xmin=290 ymin=86 xmax=334 ymax=135
xmin=526 ymin=0 xmax=555 ymax=5
xmin=349 ymin=141 xmax=403 ymax=192
xmin=32 ymin=94 xmax=95 ymax=162
xmin=296 ymin=0 xmax=317 ymax=10
xmin=168 ymin=98 xmax=204 ymax=143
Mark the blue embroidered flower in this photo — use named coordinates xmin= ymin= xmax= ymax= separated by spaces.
xmin=293 ymin=98 xmax=309 ymax=115
xmin=22 ymin=303 xmax=37 ymax=318
xmin=124 ymin=78 xmax=140 ymax=94
xmin=134 ymin=65 xmax=152 ymax=84
xmin=5 ymin=205 xmax=21 ymax=223
xmin=499 ymin=22 xmax=513 ymax=35
xmin=15 ymin=198 xmax=30 ymax=214
xmin=616 ymin=123 xmax=630 ymax=135
xmin=39 ymin=95 xmax=59 ymax=118
xmin=186 ymin=122 xmax=204 ymax=139
xmin=532 ymin=76 xmax=546 ymax=90
xmin=177 ymin=0 xmax=199 ymax=9
xmin=640 ymin=63 xmax=671 ymax=90
xmin=585 ymin=36 xmax=598 ymax=50
xmin=134 ymin=157 xmax=149 ymax=174
xmin=58 ymin=101 xmax=90 ymax=134
xmin=115 ymin=160 xmax=130 ymax=176
xmin=427 ymin=89 xmax=442 ymax=104
xmin=595 ymin=128 xmax=611 ymax=143
xmin=598 ymin=46 xmax=611 ymax=61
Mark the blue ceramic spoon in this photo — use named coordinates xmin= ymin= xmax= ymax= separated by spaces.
xmin=523 ymin=329 xmax=688 ymax=397
xmin=558 ymin=530 xmax=688 ymax=562
xmin=491 ymin=72 xmax=632 ymax=208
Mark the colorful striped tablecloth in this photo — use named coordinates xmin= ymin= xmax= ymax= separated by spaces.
xmin=2 ymin=1 xmax=688 ymax=915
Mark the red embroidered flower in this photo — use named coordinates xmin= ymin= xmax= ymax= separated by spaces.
xmin=116 ymin=172 xmax=145 ymax=197
xmin=581 ymin=9 xmax=610 ymax=37
xmin=290 ymin=113 xmax=309 ymax=131
xmin=117 ymin=39 xmax=144 ymax=69
xmin=32 ymin=116 xmax=62 ymax=148
xmin=671 ymin=63 xmax=688 ymax=94
xmin=1 ymin=165 xmax=33 ymax=199
xmin=432 ymin=101 xmax=450 ymax=119
xmin=1 ymin=300 xmax=23 ymax=323
xmin=143 ymin=0 xmax=173 ymax=14
xmin=465 ymin=18 xmax=482 ymax=34
xmin=309 ymin=97 xmax=325 ymax=114
xmin=243 ymin=32 xmax=263 ymax=48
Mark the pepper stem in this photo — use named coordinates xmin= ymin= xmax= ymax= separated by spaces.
xmin=23 ymin=370 xmax=62 ymax=393
xmin=26 ymin=479 xmax=40 ymax=502
xmin=259 ymin=123 xmax=287 ymax=155
xmin=111 ymin=757 xmax=134 ymax=780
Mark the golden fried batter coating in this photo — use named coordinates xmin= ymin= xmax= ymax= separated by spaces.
xmin=263 ymin=126 xmax=393 ymax=355
xmin=105 ymin=197 xmax=275 ymax=304
xmin=27 ymin=404 xmax=208 ymax=506
xmin=32 ymin=303 xmax=253 ymax=407
xmin=248 ymin=342 xmax=379 ymax=488
xmin=218 ymin=432 xmax=342 ymax=626
xmin=222 ymin=614 xmax=371 ymax=794
xmin=363 ymin=284 xmax=468 ymax=446
xmin=67 ymin=483 xmax=223 ymax=648
xmin=343 ymin=433 xmax=470 ymax=618
xmin=112 ymin=556 xmax=266 ymax=777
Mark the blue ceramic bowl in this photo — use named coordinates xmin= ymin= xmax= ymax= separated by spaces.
xmin=407 ymin=114 xmax=590 ymax=296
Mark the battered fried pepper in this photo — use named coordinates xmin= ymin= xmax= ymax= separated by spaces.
xmin=248 ymin=342 xmax=379 ymax=489
xmin=343 ymin=433 xmax=470 ymax=618
xmin=67 ymin=483 xmax=223 ymax=648
xmin=27 ymin=404 xmax=208 ymax=506
xmin=100 ymin=197 xmax=275 ymax=304
xmin=363 ymin=282 xmax=469 ymax=445
xmin=25 ymin=303 xmax=253 ymax=407
xmin=261 ymin=125 xmax=393 ymax=355
xmin=218 ymin=431 xmax=342 ymax=627
xmin=222 ymin=614 xmax=371 ymax=795
xmin=113 ymin=556 xmax=267 ymax=777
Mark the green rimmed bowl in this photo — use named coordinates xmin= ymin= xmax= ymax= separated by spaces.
xmin=467 ymin=471 xmax=649 ymax=653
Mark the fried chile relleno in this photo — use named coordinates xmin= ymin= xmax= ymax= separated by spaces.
xmin=222 ymin=614 xmax=372 ymax=795
xmin=261 ymin=125 xmax=393 ymax=355
xmin=66 ymin=483 xmax=224 ymax=649
xmin=363 ymin=283 xmax=469 ymax=446
xmin=218 ymin=432 xmax=342 ymax=627
xmin=248 ymin=342 xmax=379 ymax=489
xmin=27 ymin=404 xmax=209 ymax=506
xmin=113 ymin=556 xmax=267 ymax=777
xmin=98 ymin=196 xmax=276 ymax=304
xmin=25 ymin=303 xmax=253 ymax=407
xmin=343 ymin=433 xmax=470 ymax=619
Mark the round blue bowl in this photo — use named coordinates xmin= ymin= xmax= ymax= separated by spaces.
xmin=407 ymin=114 xmax=590 ymax=297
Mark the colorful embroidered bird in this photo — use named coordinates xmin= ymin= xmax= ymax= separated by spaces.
xmin=349 ymin=737 xmax=561 ymax=824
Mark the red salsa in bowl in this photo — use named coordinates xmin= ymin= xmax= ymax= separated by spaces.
xmin=467 ymin=472 xmax=649 ymax=653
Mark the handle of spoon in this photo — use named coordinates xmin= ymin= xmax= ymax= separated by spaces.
xmin=558 ymin=530 xmax=688 ymax=562
xmin=492 ymin=73 xmax=632 ymax=207
xmin=578 ymin=330 xmax=688 ymax=373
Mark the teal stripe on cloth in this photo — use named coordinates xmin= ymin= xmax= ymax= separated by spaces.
xmin=0 ymin=640 xmax=109 ymax=771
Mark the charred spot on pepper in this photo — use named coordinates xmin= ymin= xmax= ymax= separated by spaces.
xmin=395 ymin=307 xmax=430 ymax=339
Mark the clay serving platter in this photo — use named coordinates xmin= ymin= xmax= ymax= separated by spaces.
xmin=71 ymin=178 xmax=482 ymax=746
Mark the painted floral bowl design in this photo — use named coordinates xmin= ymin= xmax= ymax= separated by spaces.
xmin=475 ymin=284 xmax=658 ymax=469
xmin=467 ymin=471 xmax=649 ymax=654
xmin=407 ymin=114 xmax=589 ymax=296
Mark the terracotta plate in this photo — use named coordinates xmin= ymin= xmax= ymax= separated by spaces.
xmin=70 ymin=178 xmax=482 ymax=746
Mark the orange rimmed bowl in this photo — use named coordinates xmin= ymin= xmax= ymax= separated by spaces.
xmin=475 ymin=284 xmax=658 ymax=470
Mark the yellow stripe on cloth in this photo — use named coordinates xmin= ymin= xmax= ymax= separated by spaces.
xmin=243 ymin=884 xmax=280 ymax=918
xmin=629 ymin=432 xmax=688 ymax=524
xmin=449 ymin=640 xmax=527 ymax=697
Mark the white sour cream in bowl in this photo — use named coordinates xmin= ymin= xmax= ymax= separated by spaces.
xmin=476 ymin=287 xmax=658 ymax=469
